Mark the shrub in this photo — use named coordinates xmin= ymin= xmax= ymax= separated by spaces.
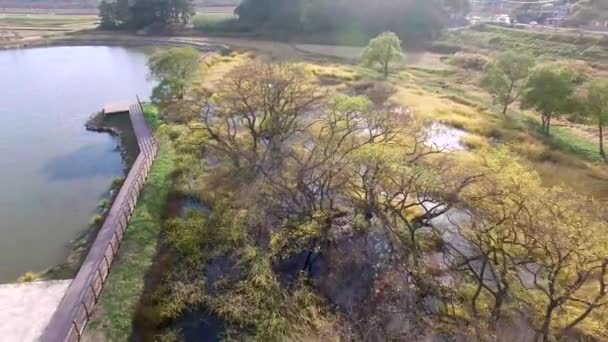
xmin=448 ymin=53 xmax=488 ymax=71
xmin=488 ymin=36 xmax=502 ymax=46
xmin=98 ymin=198 xmax=111 ymax=209
xmin=18 ymin=272 xmax=37 ymax=283
xmin=581 ymin=46 xmax=608 ymax=59
xmin=470 ymin=23 xmax=488 ymax=31
xmin=461 ymin=134 xmax=488 ymax=150
xmin=111 ymin=176 xmax=124 ymax=188
xmin=361 ymin=82 xmax=397 ymax=107
xmin=428 ymin=41 xmax=461 ymax=54
xmin=90 ymin=214 xmax=104 ymax=226
xmin=598 ymin=35 xmax=608 ymax=47
xmin=165 ymin=213 xmax=208 ymax=262
xmin=418 ymin=231 xmax=444 ymax=252
xmin=352 ymin=213 xmax=370 ymax=233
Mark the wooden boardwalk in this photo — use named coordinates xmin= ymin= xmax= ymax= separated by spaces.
xmin=102 ymin=102 xmax=131 ymax=115
xmin=40 ymin=102 xmax=157 ymax=342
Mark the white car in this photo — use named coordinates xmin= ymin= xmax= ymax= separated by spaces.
xmin=495 ymin=14 xmax=511 ymax=25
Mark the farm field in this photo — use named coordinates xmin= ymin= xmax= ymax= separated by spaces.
xmin=0 ymin=13 xmax=97 ymax=26
xmin=0 ymin=13 xmax=97 ymax=43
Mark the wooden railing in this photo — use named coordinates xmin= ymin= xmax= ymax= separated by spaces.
xmin=41 ymin=101 xmax=157 ymax=342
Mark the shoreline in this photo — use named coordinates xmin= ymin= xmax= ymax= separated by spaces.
xmin=85 ymin=111 xmax=136 ymax=172
xmin=0 ymin=31 xmax=230 ymax=52
xmin=27 ymin=111 xmax=134 ymax=283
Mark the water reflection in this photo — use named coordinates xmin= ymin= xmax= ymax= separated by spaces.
xmin=42 ymin=142 xmax=121 ymax=180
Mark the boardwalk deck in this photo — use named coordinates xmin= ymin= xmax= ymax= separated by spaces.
xmin=102 ymin=102 xmax=131 ymax=115
xmin=40 ymin=102 xmax=157 ymax=342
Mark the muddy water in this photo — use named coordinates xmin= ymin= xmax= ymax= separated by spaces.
xmin=0 ymin=46 xmax=154 ymax=283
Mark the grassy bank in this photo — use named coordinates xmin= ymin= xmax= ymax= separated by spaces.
xmin=85 ymin=106 xmax=175 ymax=341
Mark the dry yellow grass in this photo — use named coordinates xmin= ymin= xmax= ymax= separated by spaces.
xmin=195 ymin=51 xmax=253 ymax=86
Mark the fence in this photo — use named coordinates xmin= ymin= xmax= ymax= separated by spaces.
xmin=41 ymin=101 xmax=158 ymax=342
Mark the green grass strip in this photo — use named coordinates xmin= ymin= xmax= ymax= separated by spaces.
xmin=522 ymin=116 xmax=603 ymax=162
xmin=88 ymin=106 xmax=174 ymax=341
xmin=550 ymin=126 xmax=602 ymax=162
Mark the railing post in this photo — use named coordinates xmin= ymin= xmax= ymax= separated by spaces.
xmin=90 ymin=283 xmax=99 ymax=302
xmin=136 ymin=95 xmax=143 ymax=112
xmin=109 ymin=238 xmax=117 ymax=256
xmin=113 ymin=230 xmax=121 ymax=248
xmin=82 ymin=300 xmax=91 ymax=319
xmin=72 ymin=320 xmax=81 ymax=340
xmin=122 ymin=210 xmax=129 ymax=229
xmin=97 ymin=267 xmax=105 ymax=285
xmin=103 ymin=254 xmax=111 ymax=273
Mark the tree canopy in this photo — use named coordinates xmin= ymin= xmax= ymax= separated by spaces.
xmin=148 ymin=47 xmax=200 ymax=105
xmin=522 ymin=66 xmax=577 ymax=134
xmin=481 ymin=51 xmax=534 ymax=115
xmin=578 ymin=78 xmax=608 ymax=159
xmin=146 ymin=57 xmax=608 ymax=341
xmin=361 ymin=32 xmax=404 ymax=78
xmin=98 ymin=0 xmax=194 ymax=30
xmin=234 ymin=0 xmax=470 ymax=43
xmin=570 ymin=0 xmax=608 ymax=25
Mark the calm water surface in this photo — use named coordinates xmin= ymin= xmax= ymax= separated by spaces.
xmin=0 ymin=46 xmax=155 ymax=283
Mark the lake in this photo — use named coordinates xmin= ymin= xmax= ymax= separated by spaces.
xmin=0 ymin=46 xmax=155 ymax=283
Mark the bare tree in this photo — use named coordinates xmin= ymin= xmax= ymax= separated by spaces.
xmin=199 ymin=62 xmax=325 ymax=172
xmin=345 ymin=125 xmax=483 ymax=267
xmin=444 ymin=152 xmax=608 ymax=340
xmin=515 ymin=190 xmax=608 ymax=341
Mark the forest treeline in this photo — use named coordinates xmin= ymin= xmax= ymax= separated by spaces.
xmin=99 ymin=0 xmax=471 ymax=42
xmin=234 ymin=0 xmax=470 ymax=41
xmin=99 ymin=0 xmax=195 ymax=29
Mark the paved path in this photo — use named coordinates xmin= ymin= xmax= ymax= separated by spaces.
xmin=41 ymin=103 xmax=157 ymax=342
xmin=0 ymin=280 xmax=72 ymax=342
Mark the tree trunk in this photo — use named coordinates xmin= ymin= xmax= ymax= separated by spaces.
xmin=599 ymin=119 xmax=605 ymax=160
xmin=502 ymin=101 xmax=509 ymax=115
xmin=541 ymin=113 xmax=552 ymax=135
xmin=383 ymin=45 xmax=391 ymax=79
xmin=383 ymin=60 xmax=389 ymax=79
xmin=302 ymin=249 xmax=314 ymax=275
xmin=471 ymin=259 xmax=487 ymax=318
xmin=541 ymin=114 xmax=546 ymax=133
xmin=538 ymin=304 xmax=555 ymax=342
xmin=409 ymin=228 xmax=419 ymax=267
xmin=491 ymin=292 xmax=505 ymax=323
xmin=502 ymin=81 xmax=515 ymax=115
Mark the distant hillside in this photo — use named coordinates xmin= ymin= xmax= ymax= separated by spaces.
xmin=569 ymin=0 xmax=608 ymax=24
xmin=0 ymin=0 xmax=239 ymax=10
